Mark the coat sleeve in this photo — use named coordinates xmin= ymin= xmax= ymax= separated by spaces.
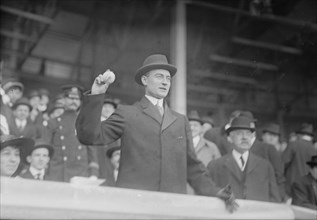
xmin=185 ymin=116 xmax=220 ymax=196
xmin=291 ymin=177 xmax=317 ymax=210
xmin=76 ymin=94 xmax=124 ymax=146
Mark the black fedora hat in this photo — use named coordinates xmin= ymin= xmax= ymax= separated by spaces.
xmin=296 ymin=123 xmax=314 ymax=136
xmin=0 ymin=135 xmax=34 ymax=159
xmin=135 ymin=54 xmax=177 ymax=85
xmin=262 ymin=123 xmax=280 ymax=135
xmin=27 ymin=139 xmax=54 ymax=158
xmin=12 ymin=97 xmax=33 ymax=111
xmin=226 ymin=116 xmax=256 ymax=134
xmin=306 ymin=155 xmax=317 ymax=167
xmin=106 ymin=146 xmax=121 ymax=158
xmin=187 ymin=110 xmax=204 ymax=124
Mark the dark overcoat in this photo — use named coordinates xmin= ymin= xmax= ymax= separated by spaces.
xmin=76 ymin=94 xmax=219 ymax=195
xmin=45 ymin=110 xmax=99 ymax=182
xmin=207 ymin=152 xmax=281 ymax=202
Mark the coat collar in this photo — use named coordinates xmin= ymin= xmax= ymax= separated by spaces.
xmin=139 ymin=96 xmax=177 ymax=131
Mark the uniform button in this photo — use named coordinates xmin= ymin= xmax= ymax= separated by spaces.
xmin=63 ymin=156 xmax=67 ymax=161
xmin=57 ymin=117 xmax=61 ymax=122
xmin=77 ymin=156 xmax=81 ymax=160
xmin=43 ymin=121 xmax=48 ymax=127
xmin=59 ymin=125 xmax=63 ymax=130
xmin=78 ymin=145 xmax=82 ymax=150
xmin=60 ymin=135 xmax=64 ymax=140
xmin=62 ymin=146 xmax=66 ymax=150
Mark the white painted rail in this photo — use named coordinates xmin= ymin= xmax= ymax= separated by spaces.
xmin=0 ymin=177 xmax=315 ymax=219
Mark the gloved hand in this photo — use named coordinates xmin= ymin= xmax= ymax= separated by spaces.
xmin=216 ymin=184 xmax=239 ymax=213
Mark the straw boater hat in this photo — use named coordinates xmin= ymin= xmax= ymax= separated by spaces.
xmin=262 ymin=123 xmax=280 ymax=135
xmin=226 ymin=116 xmax=256 ymax=134
xmin=0 ymin=135 xmax=34 ymax=159
xmin=134 ymin=54 xmax=177 ymax=85
xmin=187 ymin=110 xmax=204 ymax=125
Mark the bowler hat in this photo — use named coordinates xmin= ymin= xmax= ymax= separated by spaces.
xmin=296 ymin=123 xmax=314 ymax=136
xmin=306 ymin=155 xmax=317 ymax=167
xmin=27 ymin=139 xmax=54 ymax=158
xmin=263 ymin=123 xmax=280 ymax=135
xmin=12 ymin=97 xmax=32 ymax=111
xmin=0 ymin=135 xmax=34 ymax=159
xmin=135 ymin=54 xmax=177 ymax=85
xmin=2 ymin=78 xmax=24 ymax=92
xmin=106 ymin=146 xmax=121 ymax=158
xmin=239 ymin=111 xmax=257 ymax=122
xmin=226 ymin=116 xmax=256 ymax=134
xmin=188 ymin=110 xmax=204 ymax=124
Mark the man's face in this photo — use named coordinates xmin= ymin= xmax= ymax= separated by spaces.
xmin=0 ymin=146 xmax=20 ymax=177
xmin=29 ymin=96 xmax=40 ymax=108
xmin=101 ymin=103 xmax=116 ymax=120
xmin=40 ymin=95 xmax=49 ymax=105
xmin=64 ymin=95 xmax=81 ymax=111
xmin=229 ymin=129 xmax=254 ymax=153
xmin=7 ymin=87 xmax=23 ymax=103
xmin=27 ymin=148 xmax=50 ymax=170
xmin=14 ymin=105 xmax=30 ymax=120
xmin=262 ymin=132 xmax=279 ymax=146
xmin=110 ymin=150 xmax=121 ymax=170
xmin=142 ymin=69 xmax=171 ymax=99
xmin=189 ymin=120 xmax=202 ymax=138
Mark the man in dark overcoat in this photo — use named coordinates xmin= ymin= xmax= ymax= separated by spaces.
xmin=207 ymin=116 xmax=281 ymax=203
xmin=76 ymin=54 xmax=237 ymax=212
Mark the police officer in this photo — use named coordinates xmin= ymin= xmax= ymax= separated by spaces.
xmin=45 ymin=84 xmax=99 ymax=182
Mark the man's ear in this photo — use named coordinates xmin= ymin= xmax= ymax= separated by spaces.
xmin=26 ymin=155 xmax=32 ymax=163
xmin=141 ymin=75 xmax=147 ymax=86
xmin=227 ymin=135 xmax=233 ymax=143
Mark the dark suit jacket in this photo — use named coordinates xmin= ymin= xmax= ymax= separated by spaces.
xmin=207 ymin=152 xmax=281 ymax=202
xmin=283 ymin=139 xmax=316 ymax=194
xmin=9 ymin=118 xmax=39 ymax=139
xmin=19 ymin=168 xmax=50 ymax=181
xmin=250 ymin=139 xmax=287 ymax=200
xmin=291 ymin=173 xmax=317 ymax=210
xmin=76 ymin=94 xmax=219 ymax=195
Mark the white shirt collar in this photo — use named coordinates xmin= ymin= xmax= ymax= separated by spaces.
xmin=29 ymin=166 xmax=45 ymax=180
xmin=15 ymin=118 xmax=27 ymax=127
xmin=145 ymin=95 xmax=163 ymax=107
xmin=232 ymin=149 xmax=249 ymax=171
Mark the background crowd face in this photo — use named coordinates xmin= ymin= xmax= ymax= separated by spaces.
xmin=229 ymin=129 xmax=254 ymax=153
xmin=0 ymin=146 xmax=20 ymax=176
xmin=27 ymin=148 xmax=50 ymax=170
xmin=64 ymin=96 xmax=81 ymax=111
xmin=189 ymin=121 xmax=202 ymax=138
xmin=7 ymin=88 xmax=22 ymax=104
xmin=13 ymin=105 xmax=30 ymax=121
xmin=142 ymin=69 xmax=171 ymax=99
xmin=262 ymin=132 xmax=279 ymax=146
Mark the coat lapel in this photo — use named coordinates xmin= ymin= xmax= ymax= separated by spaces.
xmin=139 ymin=97 xmax=162 ymax=124
xmin=246 ymin=153 xmax=258 ymax=175
xmin=225 ymin=154 xmax=244 ymax=182
xmin=161 ymin=104 xmax=177 ymax=132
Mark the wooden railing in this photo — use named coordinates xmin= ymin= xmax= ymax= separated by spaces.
xmin=0 ymin=177 xmax=316 ymax=219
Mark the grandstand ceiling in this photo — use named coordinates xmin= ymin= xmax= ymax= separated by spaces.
xmin=1 ymin=0 xmax=317 ymax=130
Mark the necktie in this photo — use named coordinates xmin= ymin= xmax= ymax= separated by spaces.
xmin=240 ymin=155 xmax=245 ymax=169
xmin=156 ymin=103 xmax=164 ymax=117
xmin=35 ymin=173 xmax=41 ymax=180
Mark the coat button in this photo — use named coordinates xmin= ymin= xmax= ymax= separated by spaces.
xmin=62 ymin=146 xmax=66 ymax=150
xmin=60 ymin=135 xmax=64 ymax=140
xmin=57 ymin=117 xmax=61 ymax=122
xmin=78 ymin=145 xmax=82 ymax=150
xmin=77 ymin=156 xmax=81 ymax=160
xmin=63 ymin=156 xmax=67 ymax=161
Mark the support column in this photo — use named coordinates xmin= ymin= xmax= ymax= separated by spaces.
xmin=170 ymin=0 xmax=187 ymax=115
